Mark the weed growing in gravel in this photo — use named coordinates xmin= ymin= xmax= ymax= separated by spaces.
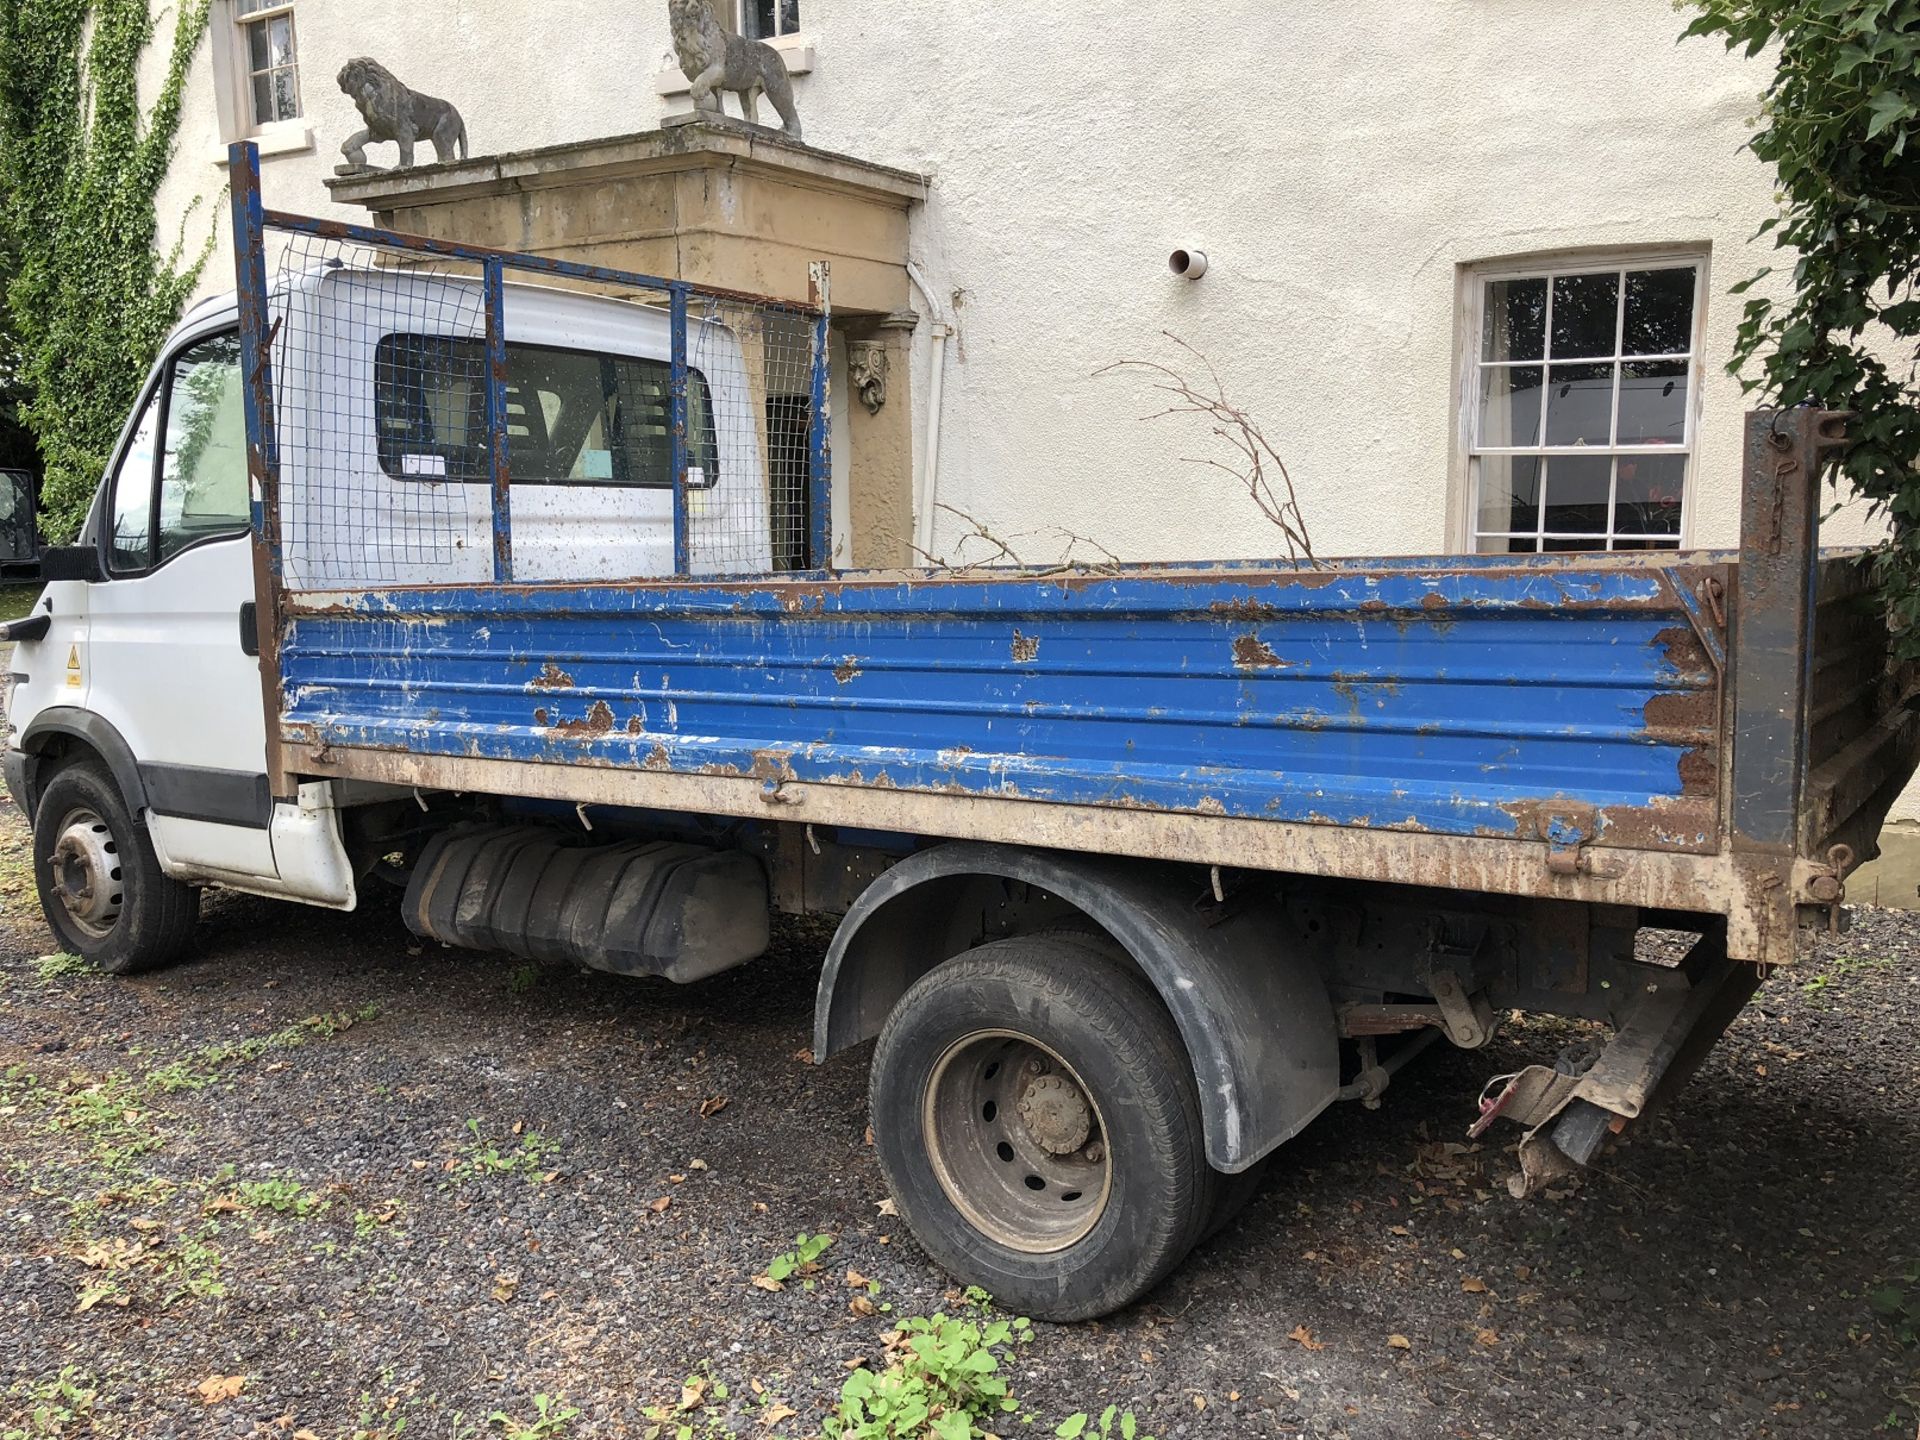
xmin=488 ymin=1393 xmax=580 ymax=1439
xmin=3 ymin=1366 xmax=98 ymax=1438
xmin=231 ymin=1176 xmax=328 ymax=1217
xmin=507 ymin=963 xmax=541 ymax=995
xmin=824 ymin=1303 xmax=1032 ymax=1440
xmin=1869 ymin=1258 xmax=1920 ymax=1345
xmin=354 ymin=1202 xmax=403 ymax=1238
xmin=458 ymin=1119 xmax=559 ymax=1183
xmin=1801 ymin=949 xmax=1897 ymax=1003
xmin=34 ymin=951 xmax=89 ymax=982
xmin=755 ymin=1231 xmax=833 ymax=1290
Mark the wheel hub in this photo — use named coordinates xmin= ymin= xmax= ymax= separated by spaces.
xmin=922 ymin=1031 xmax=1113 ymax=1254
xmin=50 ymin=808 xmax=122 ymax=937
xmin=1018 ymin=1073 xmax=1092 ymax=1155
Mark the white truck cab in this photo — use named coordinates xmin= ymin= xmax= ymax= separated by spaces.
xmin=2 ymin=271 xmax=763 ymax=973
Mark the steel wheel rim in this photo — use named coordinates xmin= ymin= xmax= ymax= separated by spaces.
xmin=49 ymin=805 xmax=123 ymax=940
xmin=922 ymin=1029 xmax=1113 ymax=1254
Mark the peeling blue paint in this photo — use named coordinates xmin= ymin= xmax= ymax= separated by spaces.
xmin=280 ymin=561 xmax=1722 ymax=849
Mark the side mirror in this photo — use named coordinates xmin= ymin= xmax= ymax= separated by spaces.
xmin=40 ymin=545 xmax=103 ymax=583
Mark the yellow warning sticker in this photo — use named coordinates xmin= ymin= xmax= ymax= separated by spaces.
xmin=65 ymin=643 xmax=80 ymax=687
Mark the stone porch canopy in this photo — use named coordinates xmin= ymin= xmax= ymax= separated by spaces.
xmin=326 ymin=121 xmax=929 ymax=566
xmin=325 ymin=120 xmax=927 ymax=318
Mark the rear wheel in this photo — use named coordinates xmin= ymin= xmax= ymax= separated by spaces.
xmin=32 ymin=761 xmax=197 ymax=974
xmin=869 ymin=935 xmax=1210 ymax=1321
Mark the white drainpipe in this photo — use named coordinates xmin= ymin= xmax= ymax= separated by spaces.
xmin=904 ymin=261 xmax=952 ymax=560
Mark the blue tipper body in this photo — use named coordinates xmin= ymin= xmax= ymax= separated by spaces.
xmin=279 ymin=552 xmax=1725 ymax=854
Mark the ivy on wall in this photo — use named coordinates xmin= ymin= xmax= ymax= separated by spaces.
xmin=1683 ymin=1 xmax=1920 ymax=652
xmin=0 ymin=0 xmax=211 ymax=543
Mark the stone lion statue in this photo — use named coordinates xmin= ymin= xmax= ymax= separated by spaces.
xmin=667 ymin=0 xmax=802 ymax=140
xmin=336 ymin=58 xmax=469 ymax=171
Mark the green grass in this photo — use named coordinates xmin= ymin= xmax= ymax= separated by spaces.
xmin=0 ymin=582 xmax=40 ymax=624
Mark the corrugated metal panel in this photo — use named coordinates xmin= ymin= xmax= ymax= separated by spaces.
xmin=279 ymin=558 xmax=1724 ymax=853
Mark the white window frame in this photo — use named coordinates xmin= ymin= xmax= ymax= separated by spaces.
xmin=1456 ymin=250 xmax=1709 ymax=554
xmin=208 ymin=0 xmax=311 ymax=159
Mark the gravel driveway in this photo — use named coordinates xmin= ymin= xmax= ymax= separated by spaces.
xmin=0 ymin=795 xmax=1914 ymax=1439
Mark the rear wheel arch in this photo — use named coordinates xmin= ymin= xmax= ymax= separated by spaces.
xmin=813 ymin=841 xmax=1343 ymax=1173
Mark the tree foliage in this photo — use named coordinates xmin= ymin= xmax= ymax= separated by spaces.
xmin=1683 ymin=0 xmax=1920 ymax=648
xmin=0 ymin=0 xmax=211 ymax=543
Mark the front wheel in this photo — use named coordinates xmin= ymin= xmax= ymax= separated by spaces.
xmin=32 ymin=761 xmax=198 ymax=974
xmin=868 ymin=935 xmax=1211 ymax=1321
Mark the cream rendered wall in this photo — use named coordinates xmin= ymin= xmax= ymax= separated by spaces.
xmin=137 ymin=1 xmax=1913 ymax=805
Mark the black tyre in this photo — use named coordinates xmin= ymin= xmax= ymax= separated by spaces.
xmin=1198 ymin=1156 xmax=1271 ymax=1245
xmin=869 ymin=935 xmax=1210 ymax=1321
xmin=32 ymin=761 xmax=198 ymax=975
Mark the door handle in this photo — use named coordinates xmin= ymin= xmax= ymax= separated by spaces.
xmin=239 ymin=601 xmax=259 ymax=657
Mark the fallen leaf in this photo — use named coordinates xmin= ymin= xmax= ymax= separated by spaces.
xmin=1475 ymin=1327 xmax=1501 ymax=1347
xmin=250 ymin=1227 xmax=276 ymax=1244
xmin=689 ymin=1158 xmax=709 ymax=1171
xmin=1449 ymin=1247 xmax=1467 ymax=1260
xmin=752 ymin=1275 xmax=784 ymax=1292
xmin=128 ymin=1217 xmax=161 ymax=1233
xmin=1287 ymin=1325 xmax=1325 ymax=1352
xmin=491 ymin=1273 xmax=519 ymax=1304
xmin=1514 ymin=1265 xmax=1532 ymax=1281
xmin=845 ymin=1268 xmax=872 ymax=1289
xmin=1462 ymin=1277 xmax=1489 ymax=1294
xmin=1387 ymin=1334 xmax=1411 ymax=1350
xmin=1228 ymin=1391 xmax=1240 ymax=1401
xmin=511 ymin=1120 xmax=524 ymax=1135
xmin=762 ymin=1403 xmax=798 ymax=1427
xmin=793 ymin=1048 xmax=814 ymax=1064
xmin=875 ymin=1197 xmax=899 ymax=1217
xmin=1191 ymin=1395 xmax=1207 ymax=1412
xmin=1389 ymin=1224 xmax=1411 ymax=1237
xmin=1139 ymin=1349 xmax=1154 ymax=1365
xmin=648 ymin=1196 xmax=672 ymax=1214
xmin=849 ymin=1295 xmax=877 ymax=1316
xmin=679 ymin=1377 xmax=707 ymax=1411
xmin=203 ymin=1196 xmax=243 ymax=1215
xmin=197 ymin=1375 xmax=246 ymax=1405
xmin=669 ymin=1174 xmax=687 ymax=1184
xmin=698 ymin=1095 xmax=729 ymax=1119
xmin=295 ymin=1431 xmax=322 ymax=1440
xmin=864 ymin=1125 xmax=875 ymax=1146
xmin=1755 ymin=1064 xmax=1768 ymax=1077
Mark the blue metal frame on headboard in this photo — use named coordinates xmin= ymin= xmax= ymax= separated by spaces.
xmin=225 ymin=139 xmax=835 ymax=587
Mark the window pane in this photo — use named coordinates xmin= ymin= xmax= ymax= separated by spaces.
xmin=1477 ymin=365 xmax=1543 ymax=447
xmin=1541 ymin=454 xmax=1612 ymax=538
xmin=1614 ymin=453 xmax=1685 ymax=537
xmin=1544 ymin=362 xmax=1615 ymax=447
xmin=267 ymin=14 xmax=294 ymax=67
xmin=1624 ymin=268 xmax=1696 ymax=355
xmin=1617 ymin=360 xmax=1688 ymax=446
xmin=374 ymin=335 xmax=719 ymax=485
xmin=1550 ymin=272 xmax=1619 ymax=358
xmin=272 ymin=65 xmax=300 ymax=121
xmin=158 ymin=334 xmax=250 ymax=564
xmin=1475 ymin=454 xmax=1540 ymax=536
xmin=109 ymin=393 xmax=162 ymax=572
xmin=1476 ymin=535 xmax=1539 ymax=554
xmin=1481 ymin=277 xmax=1546 ymax=362
xmin=247 ymin=19 xmax=271 ymax=71
xmin=251 ymin=72 xmax=275 ymax=124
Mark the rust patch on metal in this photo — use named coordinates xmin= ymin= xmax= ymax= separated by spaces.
xmin=548 ymin=699 xmax=615 ymax=737
xmin=1643 ymin=687 xmax=1717 ymax=731
xmin=1677 ymin=746 xmax=1717 ymax=795
xmin=643 ymin=742 xmax=671 ymax=770
xmin=1231 ymin=634 xmax=1292 ymax=671
xmin=1420 ymin=591 xmax=1449 ymax=611
xmin=1209 ymin=597 xmax=1285 ymax=621
xmin=627 ymin=715 xmax=644 ymax=736
xmin=532 ymin=706 xmax=549 ymax=726
xmin=528 ymin=662 xmax=575 ymax=691
xmin=1010 ymin=630 xmax=1041 ymax=663
xmin=833 ymin=656 xmax=862 ymax=684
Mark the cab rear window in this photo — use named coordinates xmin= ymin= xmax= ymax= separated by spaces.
xmin=373 ymin=335 xmax=720 ymax=487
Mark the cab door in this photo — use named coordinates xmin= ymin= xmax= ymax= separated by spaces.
xmin=83 ymin=328 xmax=277 ymax=880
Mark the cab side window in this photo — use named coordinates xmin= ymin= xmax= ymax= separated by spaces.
xmin=107 ymin=331 xmax=249 ymax=574
xmin=108 ymin=393 xmax=161 ymax=573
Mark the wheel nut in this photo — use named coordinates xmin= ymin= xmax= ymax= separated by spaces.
xmin=1083 ymin=1142 xmax=1104 ymax=1163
